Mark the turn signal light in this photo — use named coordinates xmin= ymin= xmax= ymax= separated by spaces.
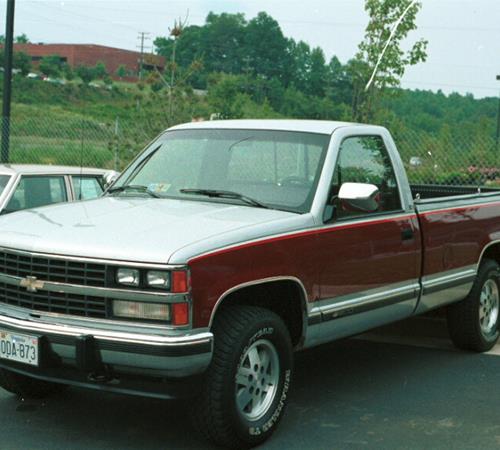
xmin=171 ymin=271 xmax=189 ymax=293
xmin=172 ymin=303 xmax=189 ymax=326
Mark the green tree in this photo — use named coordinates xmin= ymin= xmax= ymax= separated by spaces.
xmin=116 ymin=64 xmax=127 ymax=79
xmin=15 ymin=34 xmax=30 ymax=44
xmin=39 ymin=54 xmax=63 ymax=78
xmin=62 ymin=63 xmax=75 ymax=81
xmin=14 ymin=51 xmax=31 ymax=75
xmin=351 ymin=0 xmax=428 ymax=122
xmin=307 ymin=47 xmax=328 ymax=97
xmin=244 ymin=12 xmax=292 ymax=83
xmin=76 ymin=65 xmax=96 ymax=83
xmin=204 ymin=12 xmax=247 ymax=74
xmin=94 ymin=61 xmax=108 ymax=79
xmin=0 ymin=50 xmax=32 ymax=75
xmin=327 ymin=56 xmax=353 ymax=105
xmin=207 ymin=74 xmax=247 ymax=119
xmin=289 ymin=40 xmax=311 ymax=92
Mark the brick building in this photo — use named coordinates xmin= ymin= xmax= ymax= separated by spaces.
xmin=13 ymin=43 xmax=165 ymax=79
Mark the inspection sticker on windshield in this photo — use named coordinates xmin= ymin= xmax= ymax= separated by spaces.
xmin=0 ymin=330 xmax=39 ymax=366
xmin=148 ymin=183 xmax=171 ymax=194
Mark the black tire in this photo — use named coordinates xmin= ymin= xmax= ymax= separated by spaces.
xmin=0 ymin=369 xmax=67 ymax=399
xmin=192 ymin=306 xmax=293 ymax=449
xmin=447 ymin=259 xmax=500 ymax=352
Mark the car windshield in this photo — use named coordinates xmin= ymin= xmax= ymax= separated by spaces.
xmin=0 ymin=175 xmax=11 ymax=197
xmin=115 ymin=129 xmax=330 ymax=214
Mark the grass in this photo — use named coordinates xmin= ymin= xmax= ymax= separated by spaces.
xmin=9 ymin=135 xmax=116 ymax=168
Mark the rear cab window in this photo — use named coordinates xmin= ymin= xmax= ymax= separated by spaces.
xmin=4 ymin=175 xmax=68 ymax=214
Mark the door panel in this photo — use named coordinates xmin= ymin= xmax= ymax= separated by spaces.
xmin=306 ymin=135 xmax=422 ymax=346
xmin=317 ymin=215 xmax=421 ymax=300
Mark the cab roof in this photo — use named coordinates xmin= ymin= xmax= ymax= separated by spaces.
xmin=169 ymin=119 xmax=360 ymax=135
xmin=0 ymin=164 xmax=109 ymax=176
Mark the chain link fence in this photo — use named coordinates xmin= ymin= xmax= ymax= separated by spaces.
xmin=5 ymin=116 xmax=153 ymax=172
xmin=394 ymin=129 xmax=500 ymax=188
xmin=3 ymin=116 xmax=500 ymax=189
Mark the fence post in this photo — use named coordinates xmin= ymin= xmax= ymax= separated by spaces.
xmin=114 ymin=116 xmax=120 ymax=171
xmin=1 ymin=0 xmax=16 ymax=164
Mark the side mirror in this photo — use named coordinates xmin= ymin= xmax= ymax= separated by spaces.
xmin=338 ymin=182 xmax=380 ymax=213
xmin=103 ymin=171 xmax=120 ymax=190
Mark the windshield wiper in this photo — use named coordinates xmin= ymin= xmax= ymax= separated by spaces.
xmin=107 ymin=185 xmax=162 ymax=199
xmin=180 ymin=189 xmax=270 ymax=209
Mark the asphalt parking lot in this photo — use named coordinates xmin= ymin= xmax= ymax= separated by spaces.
xmin=1 ymin=317 xmax=499 ymax=450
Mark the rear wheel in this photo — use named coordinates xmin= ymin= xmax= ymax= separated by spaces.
xmin=192 ymin=305 xmax=293 ymax=448
xmin=447 ymin=259 xmax=500 ymax=352
xmin=0 ymin=369 xmax=67 ymax=399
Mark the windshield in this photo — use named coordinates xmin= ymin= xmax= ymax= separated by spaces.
xmin=0 ymin=175 xmax=11 ymax=197
xmin=116 ymin=129 xmax=330 ymax=213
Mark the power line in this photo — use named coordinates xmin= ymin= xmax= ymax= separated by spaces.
xmin=19 ymin=1 xmax=500 ymax=34
xmin=21 ymin=0 xmax=141 ymax=33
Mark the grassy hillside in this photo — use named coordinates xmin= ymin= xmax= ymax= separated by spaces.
xmin=1 ymin=74 xmax=498 ymax=186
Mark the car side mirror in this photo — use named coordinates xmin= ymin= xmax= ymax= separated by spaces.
xmin=103 ymin=171 xmax=120 ymax=190
xmin=338 ymin=182 xmax=380 ymax=213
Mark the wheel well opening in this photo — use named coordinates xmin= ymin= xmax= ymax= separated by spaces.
xmin=215 ymin=280 xmax=306 ymax=347
xmin=482 ymin=245 xmax=500 ymax=267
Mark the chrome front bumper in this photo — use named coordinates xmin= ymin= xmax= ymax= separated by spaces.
xmin=0 ymin=310 xmax=213 ymax=379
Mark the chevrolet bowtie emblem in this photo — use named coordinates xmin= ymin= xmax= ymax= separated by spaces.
xmin=20 ymin=276 xmax=45 ymax=293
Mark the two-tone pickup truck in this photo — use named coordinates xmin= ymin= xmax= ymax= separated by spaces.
xmin=0 ymin=120 xmax=499 ymax=448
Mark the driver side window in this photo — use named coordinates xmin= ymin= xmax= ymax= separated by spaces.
xmin=329 ymin=136 xmax=401 ymax=220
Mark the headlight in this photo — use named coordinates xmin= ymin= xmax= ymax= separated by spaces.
xmin=116 ymin=268 xmax=140 ymax=287
xmin=113 ymin=300 xmax=170 ymax=321
xmin=147 ymin=270 xmax=170 ymax=289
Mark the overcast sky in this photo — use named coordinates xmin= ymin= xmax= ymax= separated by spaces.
xmin=1 ymin=0 xmax=499 ymax=98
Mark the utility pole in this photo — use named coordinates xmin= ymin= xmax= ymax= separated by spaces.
xmin=136 ymin=32 xmax=151 ymax=80
xmin=2 ymin=0 xmax=15 ymax=163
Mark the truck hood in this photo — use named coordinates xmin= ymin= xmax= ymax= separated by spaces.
xmin=0 ymin=197 xmax=312 ymax=264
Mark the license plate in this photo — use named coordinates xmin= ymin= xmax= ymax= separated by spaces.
xmin=0 ymin=330 xmax=39 ymax=366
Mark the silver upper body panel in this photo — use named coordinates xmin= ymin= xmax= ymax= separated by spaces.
xmin=0 ymin=122 xmax=413 ymax=266
xmin=0 ymin=196 xmax=313 ymax=265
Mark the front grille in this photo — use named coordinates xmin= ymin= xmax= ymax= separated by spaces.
xmin=0 ymin=250 xmax=107 ymax=287
xmin=0 ymin=282 xmax=107 ymax=318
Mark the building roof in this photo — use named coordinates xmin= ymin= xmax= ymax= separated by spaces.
xmin=169 ymin=119 xmax=361 ymax=135
xmin=15 ymin=43 xmax=145 ymax=55
xmin=0 ymin=164 xmax=110 ymax=176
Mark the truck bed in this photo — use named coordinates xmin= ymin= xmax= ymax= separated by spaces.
xmin=411 ymin=184 xmax=500 ymax=200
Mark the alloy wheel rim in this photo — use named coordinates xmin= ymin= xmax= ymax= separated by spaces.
xmin=235 ymin=339 xmax=280 ymax=421
xmin=479 ymin=278 xmax=500 ymax=335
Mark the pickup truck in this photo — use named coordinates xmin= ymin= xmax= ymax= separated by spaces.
xmin=0 ymin=120 xmax=498 ymax=448
xmin=0 ymin=165 xmax=118 ymax=214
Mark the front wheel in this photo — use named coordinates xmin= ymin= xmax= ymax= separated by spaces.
xmin=447 ymin=259 xmax=500 ymax=352
xmin=192 ymin=306 xmax=293 ymax=448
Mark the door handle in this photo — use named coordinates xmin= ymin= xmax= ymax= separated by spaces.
xmin=401 ymin=228 xmax=414 ymax=241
